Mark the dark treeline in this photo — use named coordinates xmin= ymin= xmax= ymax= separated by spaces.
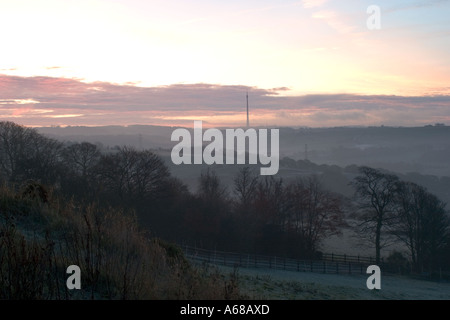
xmin=0 ymin=121 xmax=244 ymax=299
xmin=351 ymin=166 xmax=450 ymax=273
xmin=1 ymin=121 xmax=449 ymax=275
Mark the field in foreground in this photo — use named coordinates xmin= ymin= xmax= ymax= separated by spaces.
xmin=213 ymin=264 xmax=450 ymax=300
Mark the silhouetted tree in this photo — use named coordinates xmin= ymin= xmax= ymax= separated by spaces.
xmin=197 ymin=168 xmax=228 ymax=204
xmin=226 ymin=167 xmax=260 ymax=252
xmin=250 ymin=176 xmax=292 ymax=255
xmin=0 ymin=121 xmax=36 ymax=182
xmin=351 ymin=166 xmax=400 ymax=264
xmin=181 ymin=168 xmax=231 ymax=248
xmin=59 ymin=142 xmax=102 ymax=199
xmin=0 ymin=121 xmax=63 ymax=185
xmin=17 ymin=133 xmax=63 ymax=185
xmin=287 ymin=176 xmax=344 ymax=257
xmin=233 ymin=166 xmax=259 ymax=212
xmin=62 ymin=142 xmax=101 ymax=178
xmin=253 ymin=176 xmax=290 ymax=227
xmin=95 ymin=146 xmax=170 ymax=205
xmin=394 ymin=181 xmax=450 ymax=272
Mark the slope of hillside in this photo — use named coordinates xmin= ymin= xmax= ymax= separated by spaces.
xmin=0 ymin=182 xmax=242 ymax=300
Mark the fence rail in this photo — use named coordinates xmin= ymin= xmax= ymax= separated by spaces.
xmin=321 ymin=252 xmax=382 ymax=265
xmin=181 ymin=245 xmax=378 ymax=275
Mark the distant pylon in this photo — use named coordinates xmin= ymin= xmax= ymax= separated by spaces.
xmin=246 ymin=91 xmax=249 ymax=128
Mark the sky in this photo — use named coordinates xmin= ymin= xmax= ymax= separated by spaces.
xmin=0 ymin=0 xmax=450 ymax=128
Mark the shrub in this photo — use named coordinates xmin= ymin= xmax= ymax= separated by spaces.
xmin=386 ymin=251 xmax=410 ymax=274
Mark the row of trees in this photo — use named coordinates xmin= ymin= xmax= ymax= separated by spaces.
xmin=0 ymin=121 xmax=177 ymax=204
xmin=352 ymin=167 xmax=450 ymax=272
xmin=0 ymin=121 xmax=62 ymax=184
xmin=1 ymin=121 xmax=449 ymax=272
xmin=0 ymin=121 xmax=345 ymax=258
xmin=193 ymin=167 xmax=345 ymax=257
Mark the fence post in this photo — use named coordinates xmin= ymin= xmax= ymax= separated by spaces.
xmin=297 ymin=260 xmax=299 ymax=272
xmin=344 ymin=254 xmax=346 ymax=263
xmin=336 ymin=262 xmax=339 ymax=274
xmin=323 ymin=261 xmax=326 ymax=273
xmin=310 ymin=261 xmax=313 ymax=272
xmin=331 ymin=253 xmax=334 ymax=262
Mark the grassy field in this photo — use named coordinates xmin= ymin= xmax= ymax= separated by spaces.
xmin=214 ymin=264 xmax=450 ymax=300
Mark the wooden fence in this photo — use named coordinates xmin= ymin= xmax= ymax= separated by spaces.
xmin=182 ymin=245 xmax=380 ymax=275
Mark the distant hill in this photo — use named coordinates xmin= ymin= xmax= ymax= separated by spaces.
xmin=155 ymin=151 xmax=450 ymax=207
xmin=37 ymin=124 xmax=450 ymax=205
xmin=38 ymin=123 xmax=450 ymax=176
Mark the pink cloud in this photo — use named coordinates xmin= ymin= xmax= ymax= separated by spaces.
xmin=1 ymin=74 xmax=450 ymax=128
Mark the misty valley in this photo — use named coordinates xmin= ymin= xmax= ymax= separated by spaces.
xmin=0 ymin=121 xmax=449 ymax=300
